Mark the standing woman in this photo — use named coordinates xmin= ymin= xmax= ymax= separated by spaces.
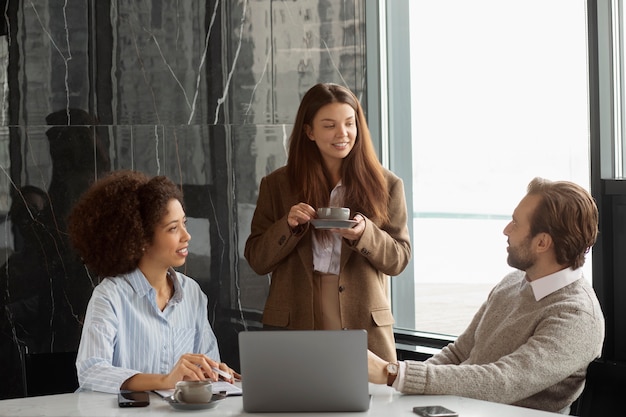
xmin=244 ymin=83 xmax=411 ymax=363
xmin=68 ymin=170 xmax=237 ymax=394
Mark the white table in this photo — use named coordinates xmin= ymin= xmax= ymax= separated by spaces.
xmin=0 ymin=384 xmax=560 ymax=416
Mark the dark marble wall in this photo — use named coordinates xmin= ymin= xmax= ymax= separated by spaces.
xmin=0 ymin=0 xmax=368 ymax=399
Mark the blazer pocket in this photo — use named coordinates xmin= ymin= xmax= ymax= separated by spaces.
xmin=371 ymin=308 xmax=395 ymax=327
xmin=262 ymin=307 xmax=290 ymax=327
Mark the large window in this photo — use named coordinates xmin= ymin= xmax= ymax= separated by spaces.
xmin=385 ymin=0 xmax=591 ymax=336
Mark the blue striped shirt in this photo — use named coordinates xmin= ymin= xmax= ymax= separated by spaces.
xmin=76 ymin=268 xmax=220 ymax=393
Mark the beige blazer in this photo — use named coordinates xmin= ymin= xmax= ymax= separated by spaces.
xmin=244 ymin=166 xmax=411 ymax=362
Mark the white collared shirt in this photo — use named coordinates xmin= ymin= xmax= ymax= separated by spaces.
xmin=528 ymin=267 xmax=583 ymax=301
xmin=312 ymin=181 xmax=345 ymax=275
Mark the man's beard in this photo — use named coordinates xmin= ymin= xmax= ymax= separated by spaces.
xmin=507 ymin=236 xmax=536 ymax=271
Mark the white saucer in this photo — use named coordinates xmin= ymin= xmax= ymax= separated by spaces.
xmin=164 ymin=393 xmax=225 ymax=410
xmin=310 ymin=219 xmax=357 ymax=229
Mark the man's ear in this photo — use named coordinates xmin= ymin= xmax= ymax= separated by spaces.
xmin=534 ymin=232 xmax=553 ymax=254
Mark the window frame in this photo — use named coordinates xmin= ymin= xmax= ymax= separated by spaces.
xmin=380 ymin=0 xmax=417 ymax=333
xmin=589 ymin=0 xmax=626 ymax=362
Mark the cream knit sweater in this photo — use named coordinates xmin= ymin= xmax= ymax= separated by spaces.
xmin=403 ymin=271 xmax=604 ymax=414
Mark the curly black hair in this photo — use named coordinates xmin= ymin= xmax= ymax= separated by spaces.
xmin=67 ymin=170 xmax=184 ymax=277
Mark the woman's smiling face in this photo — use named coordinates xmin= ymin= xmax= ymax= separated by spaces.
xmin=141 ymin=198 xmax=190 ymax=270
xmin=305 ymin=102 xmax=357 ymax=169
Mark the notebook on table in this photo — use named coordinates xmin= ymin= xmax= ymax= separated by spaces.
xmin=153 ymin=380 xmax=242 ymax=398
xmin=238 ymin=329 xmax=370 ymax=413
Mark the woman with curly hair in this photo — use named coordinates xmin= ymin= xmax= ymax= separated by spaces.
xmin=68 ymin=170 xmax=238 ymax=394
xmin=244 ymin=83 xmax=411 ymax=363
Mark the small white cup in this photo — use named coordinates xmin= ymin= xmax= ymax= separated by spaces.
xmin=317 ymin=207 xmax=350 ymax=220
xmin=173 ymin=380 xmax=213 ymax=403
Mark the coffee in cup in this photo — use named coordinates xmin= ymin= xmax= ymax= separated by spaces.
xmin=173 ymin=380 xmax=213 ymax=403
xmin=317 ymin=207 xmax=350 ymax=220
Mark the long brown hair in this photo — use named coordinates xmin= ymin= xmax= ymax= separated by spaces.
xmin=286 ymin=83 xmax=389 ymax=225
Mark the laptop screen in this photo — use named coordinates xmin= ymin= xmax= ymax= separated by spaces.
xmin=238 ymin=329 xmax=371 ymax=412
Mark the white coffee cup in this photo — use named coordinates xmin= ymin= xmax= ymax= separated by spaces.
xmin=173 ymin=380 xmax=213 ymax=403
xmin=317 ymin=207 xmax=350 ymax=220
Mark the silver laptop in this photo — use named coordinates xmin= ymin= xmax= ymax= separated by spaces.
xmin=238 ymin=329 xmax=370 ymax=412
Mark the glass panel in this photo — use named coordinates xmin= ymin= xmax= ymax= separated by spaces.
xmin=618 ymin=0 xmax=626 ymax=176
xmin=407 ymin=0 xmax=590 ymax=336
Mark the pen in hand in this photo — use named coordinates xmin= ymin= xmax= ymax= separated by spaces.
xmin=211 ymin=367 xmax=232 ymax=380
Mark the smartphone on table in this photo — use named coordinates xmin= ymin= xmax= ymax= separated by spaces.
xmin=413 ymin=405 xmax=458 ymax=417
xmin=118 ymin=390 xmax=150 ymax=407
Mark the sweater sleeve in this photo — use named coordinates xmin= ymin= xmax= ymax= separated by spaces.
xmin=401 ymin=304 xmax=604 ymax=407
xmin=424 ymin=300 xmax=488 ymax=366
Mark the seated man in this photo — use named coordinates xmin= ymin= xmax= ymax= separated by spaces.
xmin=369 ymin=177 xmax=605 ymax=414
